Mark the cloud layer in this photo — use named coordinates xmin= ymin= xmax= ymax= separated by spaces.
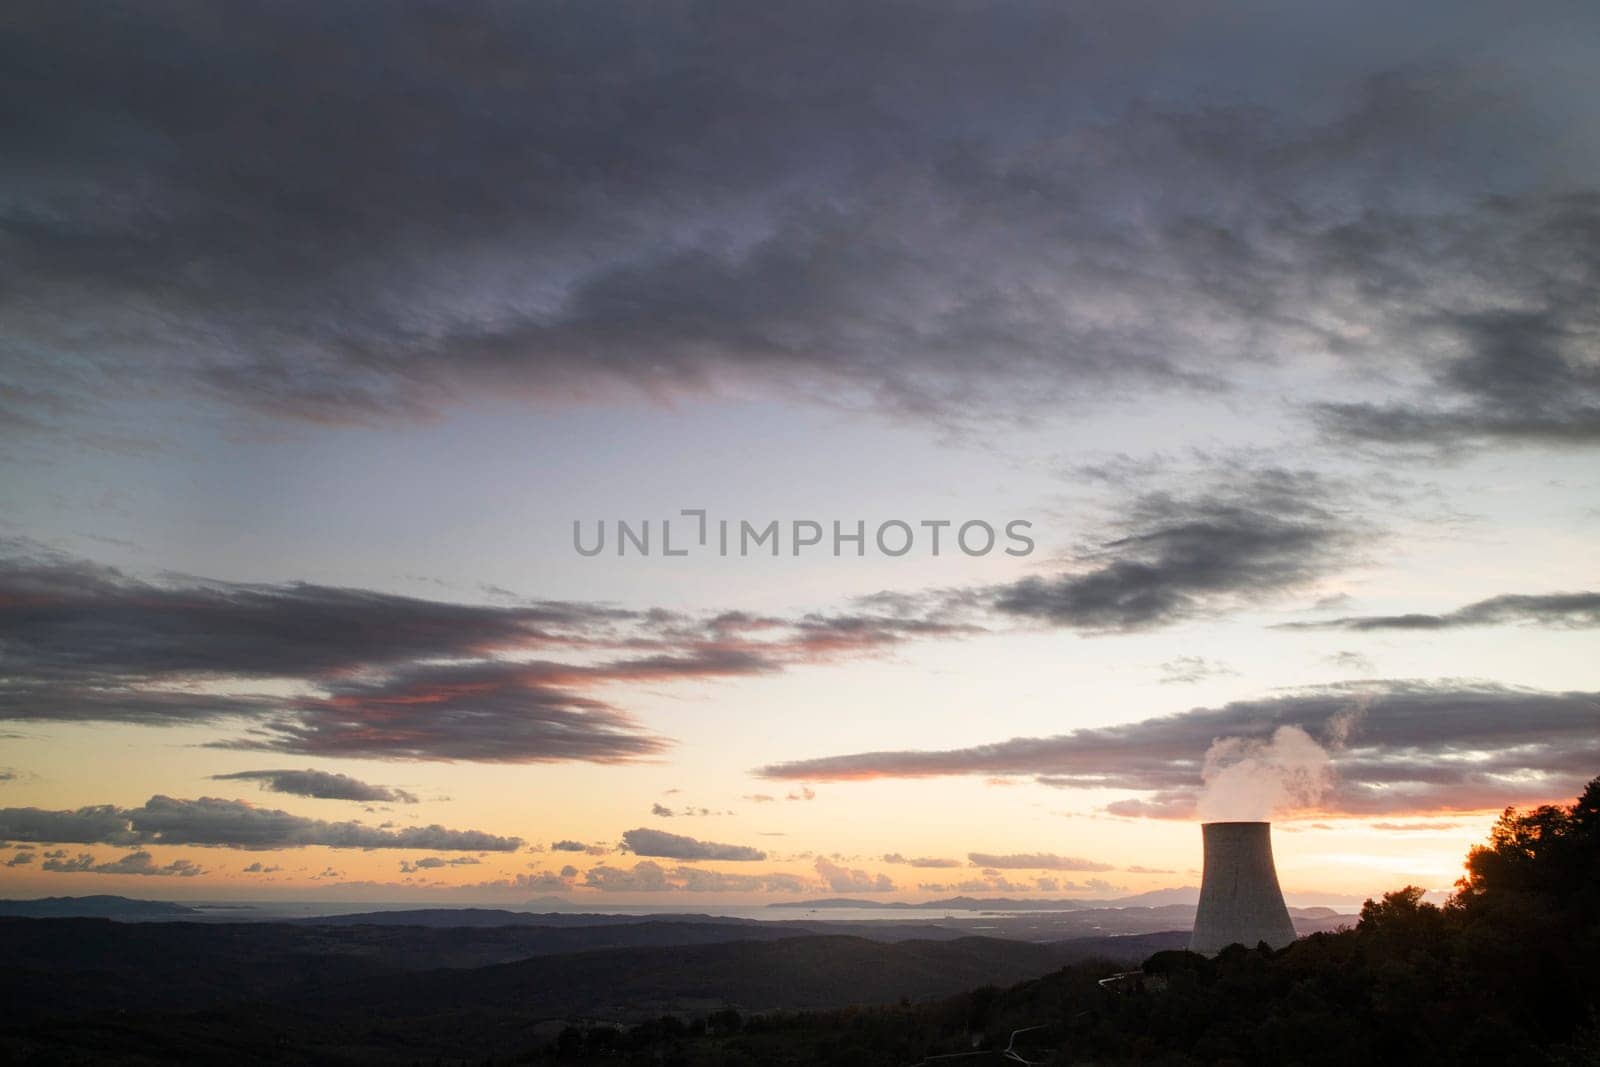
xmin=2 ymin=3 xmax=1596 ymax=446
xmin=759 ymin=681 xmax=1600 ymax=817
xmin=0 ymin=795 xmax=521 ymax=851
xmin=620 ymin=828 xmax=766 ymax=862
xmin=40 ymin=849 xmax=204 ymax=877
xmin=574 ymin=860 xmax=811 ymax=894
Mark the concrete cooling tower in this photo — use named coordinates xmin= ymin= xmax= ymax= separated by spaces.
xmin=1189 ymin=821 xmax=1298 ymax=955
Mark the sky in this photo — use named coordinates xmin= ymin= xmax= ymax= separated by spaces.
xmin=1 ymin=0 xmax=1597 ymax=907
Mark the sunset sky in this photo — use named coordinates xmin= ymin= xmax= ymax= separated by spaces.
xmin=2 ymin=0 xmax=1597 ymax=907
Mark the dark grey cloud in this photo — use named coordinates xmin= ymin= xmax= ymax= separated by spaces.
xmin=0 ymin=679 xmax=283 ymax=727
xmin=0 ymin=545 xmax=672 ymax=762
xmin=0 ymin=546 xmax=965 ymax=761
xmin=1280 ymin=591 xmax=1600 ymax=632
xmin=40 ymin=850 xmax=204 ymax=877
xmin=549 ymin=839 xmax=610 ymax=856
xmin=2 ymin=2 xmax=1596 ymax=442
xmin=619 ymin=827 xmax=765 ymax=862
xmin=1311 ymin=202 xmax=1600 ymax=450
xmin=0 ymin=804 xmax=136 ymax=846
xmin=992 ymin=470 xmax=1364 ymax=630
xmin=758 ymin=681 xmax=1600 ymax=817
xmin=0 ymin=795 xmax=522 ymax=851
xmin=966 ymin=852 xmax=1114 ymax=872
xmin=211 ymin=768 xmax=419 ymax=804
xmin=229 ymin=659 xmax=672 ymax=764
xmin=0 ymin=548 xmax=626 ymax=686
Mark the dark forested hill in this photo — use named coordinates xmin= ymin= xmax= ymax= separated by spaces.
xmin=325 ymin=933 xmax=1096 ymax=1018
xmin=0 ymin=926 xmax=1172 ymax=1064
xmin=0 ymin=917 xmax=819 ymax=1015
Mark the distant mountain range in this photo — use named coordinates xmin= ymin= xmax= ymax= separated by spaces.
xmin=0 ymin=895 xmax=1352 ymax=938
xmin=766 ymin=887 xmax=1369 ymax=910
xmin=768 ymin=888 xmax=1205 ymax=910
xmin=0 ymin=895 xmax=200 ymax=918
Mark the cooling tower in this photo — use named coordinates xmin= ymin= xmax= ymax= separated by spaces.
xmin=1189 ymin=821 xmax=1298 ymax=955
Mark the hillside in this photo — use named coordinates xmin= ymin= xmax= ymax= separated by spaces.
xmin=0 ymin=927 xmax=1178 ymax=1064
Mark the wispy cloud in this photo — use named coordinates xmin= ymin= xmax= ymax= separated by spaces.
xmin=966 ymin=852 xmax=1113 ymax=872
xmin=1278 ymin=591 xmax=1600 ymax=632
xmin=991 ymin=470 xmax=1365 ymax=631
xmin=551 ymin=839 xmax=609 ymax=856
xmin=881 ymin=853 xmax=961 ymax=868
xmin=210 ymin=768 xmax=419 ymax=804
xmin=400 ymin=856 xmax=482 ymax=873
xmin=1158 ymin=657 xmax=1240 ymax=685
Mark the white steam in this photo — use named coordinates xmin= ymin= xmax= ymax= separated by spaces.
xmin=1195 ymin=705 xmax=1365 ymax=822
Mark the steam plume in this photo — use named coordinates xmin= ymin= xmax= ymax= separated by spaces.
xmin=1196 ymin=726 xmax=1331 ymax=821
